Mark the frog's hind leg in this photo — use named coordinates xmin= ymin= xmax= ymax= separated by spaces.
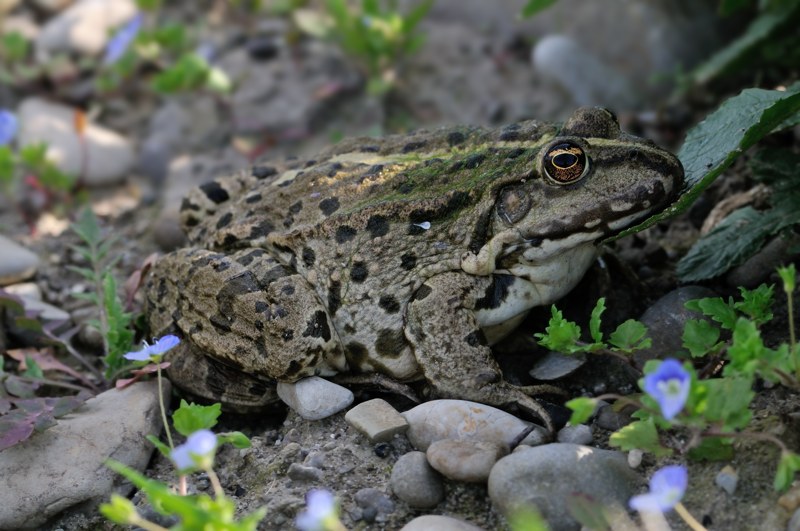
xmin=145 ymin=248 xmax=346 ymax=409
xmin=405 ymin=272 xmax=556 ymax=434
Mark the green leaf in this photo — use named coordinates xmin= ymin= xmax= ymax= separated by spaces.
xmin=99 ymin=493 xmax=140 ymax=525
xmin=735 ymin=283 xmax=774 ymax=324
xmin=218 ymin=431 xmax=252 ymax=449
xmin=534 ymin=305 xmax=583 ymax=354
xmin=682 ymin=319 xmax=721 ymax=358
xmin=588 ymin=297 xmax=605 ymax=344
xmin=1 ymin=31 xmax=30 ymax=63
xmin=22 ymin=356 xmax=43 ymax=379
xmin=521 ymin=0 xmax=558 ymax=18
xmin=778 ymin=263 xmax=797 ymax=293
xmin=172 ymin=400 xmax=221 ymax=436
xmin=507 ymin=506 xmax=550 ymax=531
xmin=725 ymin=318 xmax=766 ymax=377
xmin=565 ymin=397 xmax=598 ymax=425
xmin=146 ymin=434 xmax=172 ymax=458
xmin=699 ymin=376 xmax=754 ymax=430
xmin=775 ymin=451 xmax=800 ymax=491
xmin=71 ymin=208 xmax=102 ymax=247
xmin=685 ymin=297 xmax=738 ymax=330
xmin=691 ymin=2 xmax=800 ymax=86
xmin=687 ymin=436 xmax=735 ymax=461
xmin=151 ymin=53 xmax=210 ymax=94
xmin=613 ymin=83 xmax=800 ymax=241
xmin=609 ymin=418 xmax=672 ymax=457
xmin=608 ymin=319 xmax=650 ymax=353
xmin=0 ymin=146 xmax=14 ymax=183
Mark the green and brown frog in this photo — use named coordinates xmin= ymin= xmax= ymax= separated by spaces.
xmin=145 ymin=107 xmax=683 ymax=432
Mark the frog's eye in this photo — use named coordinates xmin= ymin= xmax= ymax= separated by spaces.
xmin=543 ymin=142 xmax=589 ymax=185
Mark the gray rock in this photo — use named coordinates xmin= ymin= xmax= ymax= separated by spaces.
xmin=789 ymin=507 xmax=800 ymax=531
xmin=277 ymin=376 xmax=353 ymax=420
xmin=287 ymin=463 xmax=322 ymax=482
xmin=18 ymin=98 xmax=135 ymax=186
xmin=633 ymin=286 xmax=717 ymax=369
xmin=426 ymin=439 xmax=508 ymax=483
xmin=556 ymin=424 xmax=593 ymax=445
xmin=488 ymin=443 xmax=641 ymax=530
xmin=532 ymin=35 xmax=638 ymax=110
xmin=595 ymin=401 xmax=632 ymax=431
xmin=390 ymin=451 xmax=444 ymax=509
xmin=715 ymin=465 xmax=738 ymax=495
xmin=400 ymin=515 xmax=486 ymax=531
xmin=0 ymin=236 xmax=40 ymax=286
xmin=0 ymin=380 xmax=168 ymax=529
xmin=354 ymin=487 xmax=395 ymax=520
xmin=402 ymin=399 xmax=539 ymax=451
xmin=529 ymin=351 xmax=587 ymax=380
xmin=36 ymin=0 xmax=137 ymax=60
xmin=344 ymin=398 xmax=408 ymax=443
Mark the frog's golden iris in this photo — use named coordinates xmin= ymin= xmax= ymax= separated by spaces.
xmin=543 ymin=141 xmax=588 ymax=185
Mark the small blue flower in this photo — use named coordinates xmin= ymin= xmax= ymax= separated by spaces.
xmin=296 ymin=489 xmax=343 ymax=531
xmin=0 ymin=109 xmax=18 ymax=145
xmin=643 ymin=358 xmax=690 ymax=420
xmin=123 ymin=334 xmax=180 ymax=362
xmin=630 ymin=465 xmax=688 ymax=512
xmin=170 ymin=429 xmax=217 ymax=472
xmin=103 ymin=13 xmax=143 ymax=65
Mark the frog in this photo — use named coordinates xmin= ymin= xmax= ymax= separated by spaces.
xmin=145 ymin=107 xmax=683 ymax=433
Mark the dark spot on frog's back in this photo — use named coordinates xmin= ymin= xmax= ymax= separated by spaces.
xmin=350 ymin=262 xmax=368 ymax=283
xmin=465 ymin=330 xmax=487 ymax=347
xmin=375 ymin=328 xmax=406 ymax=358
xmin=450 ymin=153 xmax=485 ymax=171
xmin=499 ymin=124 xmax=521 ymax=142
xmin=346 ymin=342 xmax=369 ymax=365
xmin=447 ymin=131 xmax=466 ymax=146
xmin=252 ymin=166 xmax=277 ymax=179
xmin=366 ymin=215 xmax=390 ymax=238
xmin=301 ymin=247 xmax=316 ymax=267
xmin=400 ymin=253 xmax=417 ymax=270
xmin=412 ymin=284 xmax=432 ymax=301
xmin=378 ymin=295 xmax=400 ymax=314
xmin=302 ymin=310 xmax=332 ymax=341
xmin=245 ymin=193 xmax=262 ymax=204
xmin=249 ymin=219 xmax=275 ymax=240
xmin=199 ymin=181 xmax=230 ymax=204
xmin=216 ymin=212 xmax=233 ymax=229
xmin=402 ymin=140 xmax=427 ymax=153
xmin=336 ymin=225 xmax=358 ymax=244
xmin=319 ymin=197 xmax=340 ymax=216
xmin=328 ymin=280 xmax=342 ymax=315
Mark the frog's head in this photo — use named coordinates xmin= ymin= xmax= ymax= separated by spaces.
xmin=493 ymin=107 xmax=682 ymax=264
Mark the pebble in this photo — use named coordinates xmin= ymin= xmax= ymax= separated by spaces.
xmin=529 ymin=351 xmax=587 ymax=380
xmin=488 ymin=443 xmax=640 ymax=529
xmin=1 ymin=282 xmax=42 ymax=299
xmin=556 ymin=424 xmax=593 ymax=445
xmin=402 ymin=399 xmax=540 ymax=451
xmin=426 ymin=439 xmax=508 ymax=483
xmin=354 ymin=488 xmax=395 ymax=521
xmin=276 ymin=376 xmax=353 ymax=420
xmin=0 ymin=235 xmax=40 ymax=286
xmin=627 ymin=449 xmax=644 ymax=469
xmin=18 ymin=98 xmax=135 ymax=186
xmin=0 ymin=380 xmax=169 ymax=529
xmin=286 ymin=463 xmax=322 ymax=482
xmin=389 ymin=451 xmax=444 ymax=509
xmin=715 ymin=465 xmax=738 ymax=495
xmin=632 ymin=286 xmax=717 ymax=369
xmin=595 ymin=401 xmax=632 ymax=431
xmin=532 ymin=35 xmax=638 ymax=110
xmin=400 ymin=515 xmax=486 ymax=531
xmin=344 ymin=398 xmax=408 ymax=443
xmin=36 ymin=0 xmax=137 ymax=60
xmin=789 ymin=508 xmax=800 ymax=531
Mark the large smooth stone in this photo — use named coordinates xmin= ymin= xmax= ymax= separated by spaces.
xmin=488 ymin=443 xmax=641 ymax=531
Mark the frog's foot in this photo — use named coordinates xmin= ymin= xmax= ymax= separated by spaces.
xmin=332 ymin=373 xmax=421 ymax=404
xmin=405 ymin=272 xmax=555 ymax=435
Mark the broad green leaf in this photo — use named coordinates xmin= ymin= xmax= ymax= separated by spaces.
xmin=521 ymin=0 xmax=558 ymax=18
xmin=565 ymin=397 xmax=597 ymax=425
xmin=608 ymin=319 xmax=650 ymax=353
xmin=219 ymin=431 xmax=252 ymax=449
xmin=687 ymin=436 xmax=735 ymax=461
xmin=735 ymin=283 xmax=774 ymax=324
xmin=682 ymin=319 xmax=721 ymax=358
xmin=685 ymin=297 xmax=738 ymax=330
xmin=609 ymin=418 xmax=672 ymax=457
xmin=612 ymin=83 xmax=800 ymax=241
xmin=700 ymin=376 xmax=754 ymax=430
xmin=172 ymin=400 xmax=221 ymax=436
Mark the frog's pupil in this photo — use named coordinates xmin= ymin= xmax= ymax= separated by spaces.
xmin=553 ymin=153 xmax=578 ymax=168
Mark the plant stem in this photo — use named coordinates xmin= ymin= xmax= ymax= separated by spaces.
xmin=789 ymin=288 xmax=799 ymax=380
xmin=207 ymin=468 xmax=225 ymax=499
xmin=675 ymin=502 xmax=708 ymax=531
xmin=157 ymin=365 xmax=174 ymax=450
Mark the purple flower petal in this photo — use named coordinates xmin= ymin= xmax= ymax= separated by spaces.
xmin=148 ymin=334 xmax=180 ymax=356
xmin=170 ymin=429 xmax=217 ymax=471
xmin=296 ymin=489 xmax=337 ymax=531
xmin=103 ymin=13 xmax=143 ymax=65
xmin=0 ymin=110 xmax=18 ymax=146
xmin=123 ymin=347 xmax=154 ymax=362
xmin=643 ymin=358 xmax=690 ymax=420
xmin=630 ymin=465 xmax=688 ymax=512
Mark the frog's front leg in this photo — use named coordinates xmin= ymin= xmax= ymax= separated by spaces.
xmin=405 ymin=271 xmax=556 ymax=434
xmin=146 ymin=248 xmax=346 ymax=408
